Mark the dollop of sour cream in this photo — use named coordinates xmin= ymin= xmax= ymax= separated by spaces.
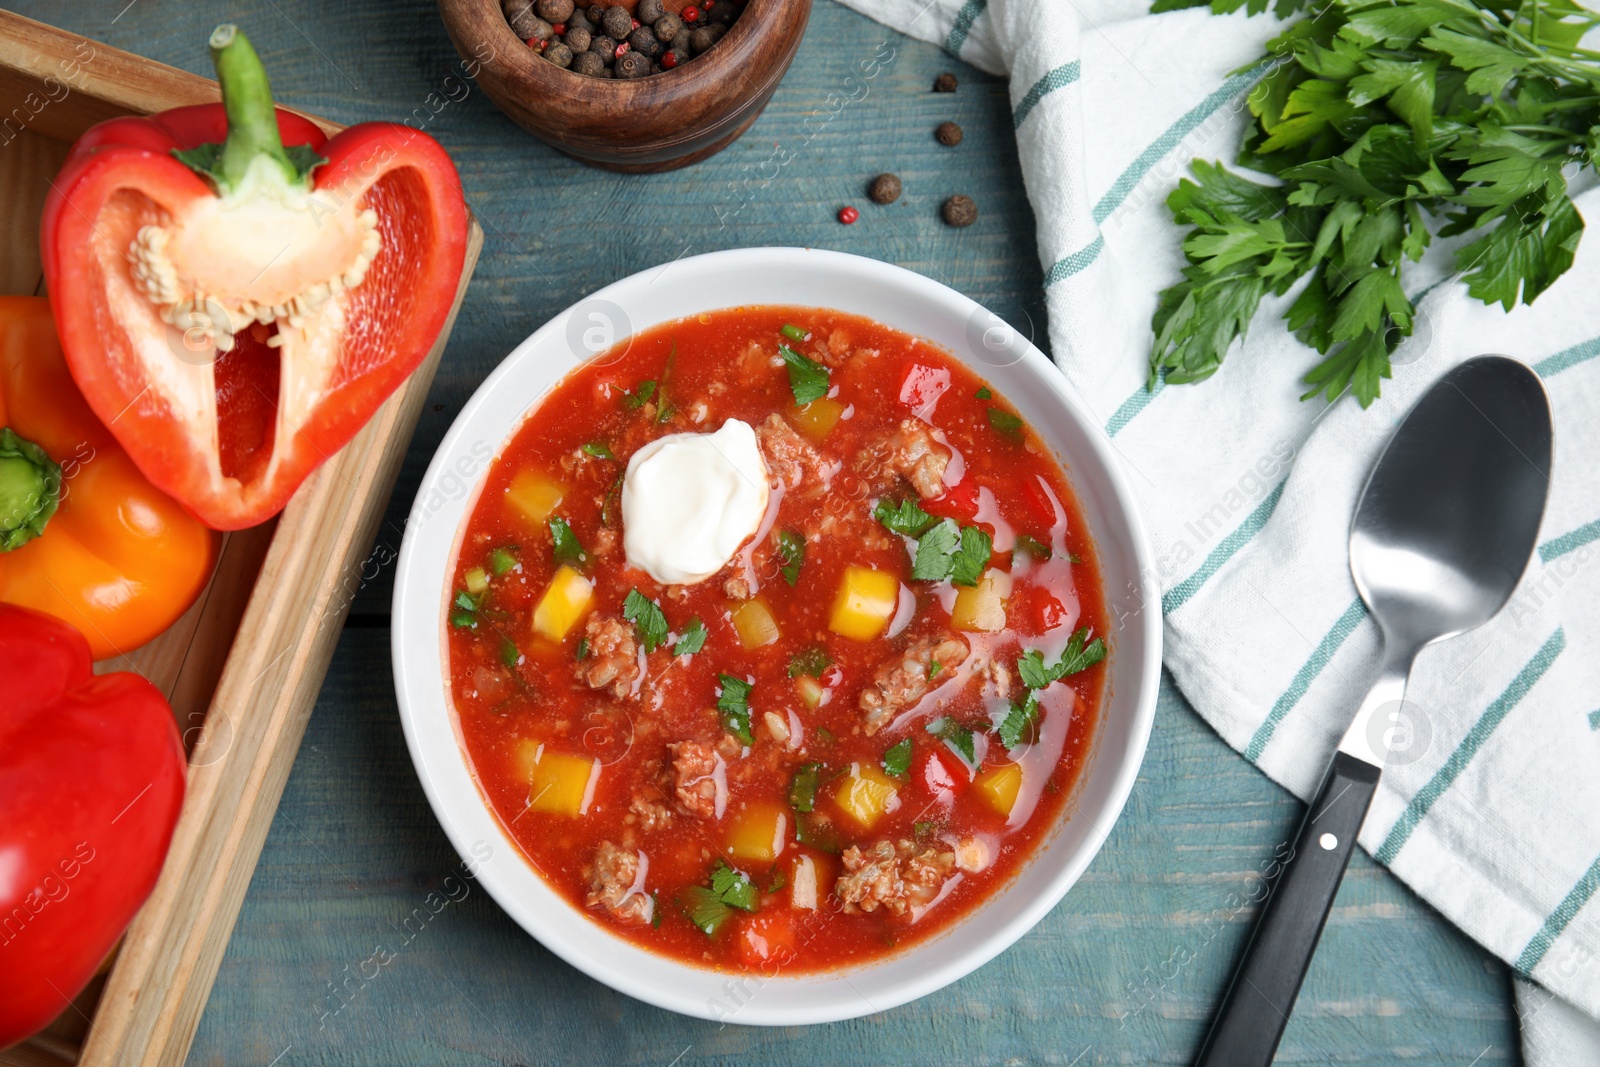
xmin=621 ymin=419 xmax=769 ymax=585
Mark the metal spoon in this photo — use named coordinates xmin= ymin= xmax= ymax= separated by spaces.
xmin=1194 ymin=355 xmax=1553 ymax=1067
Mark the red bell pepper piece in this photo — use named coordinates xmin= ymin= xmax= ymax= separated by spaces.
xmin=0 ymin=605 xmax=185 ymax=1048
xmin=42 ymin=25 xmax=469 ymax=529
xmin=897 ymin=360 xmax=952 ymax=416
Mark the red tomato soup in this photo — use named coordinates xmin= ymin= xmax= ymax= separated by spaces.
xmin=447 ymin=307 xmax=1107 ymax=972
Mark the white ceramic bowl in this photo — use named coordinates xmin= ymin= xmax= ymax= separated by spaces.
xmin=392 ymin=247 xmax=1160 ymax=1025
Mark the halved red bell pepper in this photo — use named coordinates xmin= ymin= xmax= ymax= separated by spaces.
xmin=42 ymin=25 xmax=468 ymax=529
xmin=0 ymin=604 xmax=185 ymax=1048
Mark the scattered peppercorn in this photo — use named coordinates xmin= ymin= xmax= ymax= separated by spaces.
xmin=941 ymin=195 xmax=978 ymax=227
xmin=838 ymin=205 xmax=860 ymax=225
xmin=868 ymin=173 xmax=902 ymax=204
xmin=933 ymin=71 xmax=958 ymax=92
xmin=935 ymin=121 xmax=963 ymax=146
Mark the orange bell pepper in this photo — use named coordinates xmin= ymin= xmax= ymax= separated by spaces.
xmin=0 ymin=297 xmax=216 ymax=659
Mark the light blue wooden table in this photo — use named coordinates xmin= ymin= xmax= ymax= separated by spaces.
xmin=14 ymin=2 xmax=1522 ymax=1063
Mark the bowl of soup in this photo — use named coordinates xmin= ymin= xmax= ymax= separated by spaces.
xmin=392 ymin=247 xmax=1160 ymax=1023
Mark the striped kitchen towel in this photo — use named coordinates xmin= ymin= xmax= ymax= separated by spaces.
xmin=835 ymin=0 xmax=1600 ymax=1059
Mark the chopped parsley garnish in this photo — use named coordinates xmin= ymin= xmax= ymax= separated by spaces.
xmin=623 ymin=380 xmax=657 ymax=410
xmin=911 ymin=518 xmax=961 ymax=581
xmin=600 ymin=474 xmax=623 ymax=527
xmin=582 ymin=441 xmax=615 ymax=459
xmin=788 ymin=762 xmax=821 ymax=813
xmin=489 ymin=546 xmax=519 ymax=575
xmin=778 ymin=344 xmax=830 ymax=406
xmin=780 ymin=323 xmax=809 ymax=342
xmin=913 ymin=820 xmax=940 ymax=840
xmin=1017 ymin=626 xmax=1107 ymax=689
xmin=1068 ymin=551 xmax=1084 ymax=564
xmin=453 ymin=590 xmax=480 ymax=612
xmin=650 ymin=893 xmax=662 ymax=928
xmin=883 ymin=739 xmax=913 ymax=778
xmin=710 ymin=860 xmax=759 ymax=911
xmin=683 ymin=860 xmax=760 ymax=935
xmin=499 ymin=636 xmax=520 ymax=669
xmin=622 ymin=588 xmax=669 ymax=653
xmin=717 ymin=673 xmax=754 ymax=745
xmin=997 ymin=690 xmax=1041 ymax=750
xmin=575 ymin=637 xmax=589 ymax=660
xmin=987 ymin=407 xmax=1024 ymax=442
xmin=549 ymin=517 xmax=588 ymax=567
xmin=927 ymin=658 xmax=943 ymax=680
xmin=767 ymin=867 xmax=788 ymax=892
xmin=949 ymin=525 xmax=993 ymax=587
xmin=788 ymin=646 xmax=830 ymax=678
xmin=777 ymin=529 xmax=805 ymax=586
xmin=975 ymin=386 xmax=992 ymax=400
xmin=816 ymin=727 xmax=835 ymax=744
xmin=1013 ymin=533 xmax=1052 ymax=562
xmin=929 ymin=717 xmax=976 ymax=764
xmin=873 ymin=496 xmax=936 ymax=537
xmin=673 ymin=616 xmax=707 ymax=656
xmin=449 ymin=610 xmax=477 ymax=629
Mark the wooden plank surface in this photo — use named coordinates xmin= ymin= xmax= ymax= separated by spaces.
xmin=3 ymin=1 xmax=1522 ymax=1064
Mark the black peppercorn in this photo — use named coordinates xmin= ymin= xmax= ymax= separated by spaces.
xmin=616 ymin=49 xmax=651 ymax=78
xmin=601 ymin=5 xmax=633 ymax=39
xmin=504 ymin=0 xmax=545 ymax=38
xmin=571 ymin=49 xmax=606 ymax=75
xmin=933 ymin=72 xmax=958 ymax=92
xmin=688 ymin=24 xmax=723 ymax=54
xmin=707 ymin=0 xmax=738 ymax=23
xmin=942 ymin=195 xmax=978 ymax=227
xmin=638 ymin=0 xmax=666 ymax=22
xmin=935 ymin=121 xmax=963 ymax=146
xmin=668 ymin=36 xmax=691 ymax=63
xmin=653 ymin=12 xmax=683 ymax=42
xmin=544 ymin=41 xmax=575 ymax=67
xmin=587 ymin=4 xmax=606 ymax=24
xmin=590 ymin=34 xmax=618 ymax=62
xmin=565 ymin=25 xmax=592 ymax=52
xmin=868 ymin=173 xmax=902 ymax=204
xmin=536 ymin=0 xmax=575 ymax=22
xmin=567 ymin=9 xmax=595 ymax=32
xmin=627 ymin=26 xmax=661 ymax=56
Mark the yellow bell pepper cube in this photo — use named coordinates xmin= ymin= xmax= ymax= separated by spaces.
xmin=833 ymin=762 xmax=900 ymax=829
xmin=515 ymin=742 xmax=601 ymax=816
xmin=951 ymin=568 xmax=1011 ymax=632
xmin=532 ymin=565 xmax=593 ymax=642
xmin=828 ymin=566 xmax=899 ymax=641
xmin=505 ymin=470 xmax=567 ymax=526
xmin=726 ymin=802 xmax=790 ymax=862
xmin=731 ymin=596 xmax=781 ymax=649
xmin=792 ymin=397 xmax=845 ymax=440
xmin=794 ymin=675 xmax=824 ymax=708
xmin=974 ymin=762 xmax=1024 ymax=818
xmin=463 ymin=566 xmax=489 ymax=595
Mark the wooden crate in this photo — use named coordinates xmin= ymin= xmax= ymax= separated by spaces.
xmin=0 ymin=11 xmax=483 ymax=1066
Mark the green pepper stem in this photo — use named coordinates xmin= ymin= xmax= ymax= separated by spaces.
xmin=0 ymin=428 xmax=61 ymax=552
xmin=209 ymin=24 xmax=296 ymax=191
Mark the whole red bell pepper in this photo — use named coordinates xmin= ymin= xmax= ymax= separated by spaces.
xmin=0 ymin=604 xmax=186 ymax=1049
xmin=42 ymin=24 xmax=469 ymax=530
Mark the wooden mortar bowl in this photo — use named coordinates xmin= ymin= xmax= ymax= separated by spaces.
xmin=438 ymin=0 xmax=811 ymax=172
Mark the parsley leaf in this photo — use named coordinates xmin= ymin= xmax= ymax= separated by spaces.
xmin=778 ymin=345 xmax=830 ymax=405
xmin=681 ymin=886 xmax=731 ymax=936
xmin=788 ymin=762 xmax=821 ymax=812
xmin=911 ymin=518 xmax=961 ymax=581
xmin=949 ymin=525 xmax=993 ymax=587
xmin=709 ymin=861 xmax=759 ymax=911
xmin=489 ymin=546 xmax=519 ymax=575
xmin=1016 ymin=627 xmax=1108 ymax=690
xmin=987 ymin=408 xmax=1024 ymax=442
xmin=575 ymin=637 xmax=589 ymax=660
xmin=929 ymin=717 xmax=976 ymax=764
xmin=673 ymin=616 xmax=707 ymax=656
xmin=549 ymin=517 xmax=588 ymax=567
xmin=622 ymin=588 xmax=669 ymax=652
xmin=623 ymin=380 xmax=657 ymax=410
xmin=582 ymin=442 xmax=615 ymax=459
xmin=777 ymin=529 xmax=805 ymax=586
xmin=873 ymin=497 xmax=937 ymax=537
xmin=499 ymin=636 xmax=521 ymax=669
xmin=1014 ymin=533 xmax=1052 ymax=562
xmin=975 ymin=386 xmax=992 ymax=399
xmin=453 ymin=590 xmax=479 ymax=612
xmin=717 ymin=674 xmax=754 ymax=745
xmin=883 ymin=739 xmax=913 ymax=778
xmin=788 ymin=647 xmax=830 ymax=678
xmin=998 ymin=690 xmax=1041 ymax=750
xmin=927 ymin=658 xmax=943 ymax=680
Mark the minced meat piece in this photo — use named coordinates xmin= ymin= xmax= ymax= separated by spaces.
xmin=576 ymin=614 xmax=641 ymax=698
xmin=880 ymin=419 xmax=950 ymax=498
xmin=858 ymin=633 xmax=970 ymax=735
xmin=835 ymin=839 xmax=956 ymax=916
xmin=757 ymin=413 xmax=830 ymax=491
xmin=585 ymin=841 xmax=654 ymax=923
xmin=628 ymin=762 xmax=674 ymax=832
xmin=669 ymin=740 xmax=726 ymax=819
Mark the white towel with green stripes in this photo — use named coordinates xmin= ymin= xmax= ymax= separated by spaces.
xmin=834 ymin=0 xmax=1600 ymax=1058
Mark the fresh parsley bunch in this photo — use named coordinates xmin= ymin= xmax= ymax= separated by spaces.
xmin=1149 ymin=0 xmax=1600 ymax=405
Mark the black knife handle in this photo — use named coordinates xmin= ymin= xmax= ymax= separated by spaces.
xmin=1193 ymin=752 xmax=1381 ymax=1067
